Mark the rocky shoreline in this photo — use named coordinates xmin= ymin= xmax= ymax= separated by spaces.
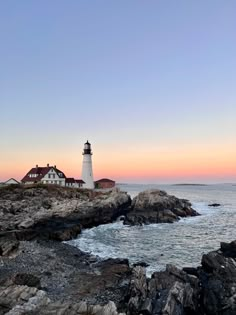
xmin=1 ymin=238 xmax=236 ymax=314
xmin=0 ymin=184 xmax=235 ymax=314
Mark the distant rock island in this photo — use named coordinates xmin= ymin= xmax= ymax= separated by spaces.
xmin=172 ymin=183 xmax=208 ymax=186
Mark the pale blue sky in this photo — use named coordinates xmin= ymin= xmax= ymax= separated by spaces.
xmin=1 ymin=1 xmax=236 ymax=182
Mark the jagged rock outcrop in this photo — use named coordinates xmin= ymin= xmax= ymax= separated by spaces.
xmin=125 ymin=264 xmax=199 ymax=315
xmin=127 ymin=266 xmax=148 ymax=313
xmin=124 ymin=241 xmax=236 ymax=315
xmin=124 ymin=189 xmax=199 ymax=225
xmin=198 ymin=240 xmax=236 ymax=315
xmin=0 ymin=184 xmax=131 ymax=241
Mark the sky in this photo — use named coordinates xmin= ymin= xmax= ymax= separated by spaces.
xmin=1 ymin=0 xmax=236 ymax=184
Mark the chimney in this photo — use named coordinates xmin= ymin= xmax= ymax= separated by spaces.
xmin=36 ymin=164 xmax=38 ymax=168
xmin=47 ymin=163 xmax=49 ymax=167
xmin=54 ymin=165 xmax=56 ymax=169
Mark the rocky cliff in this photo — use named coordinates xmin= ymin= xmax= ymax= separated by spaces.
xmin=0 ymin=186 xmax=199 ymax=242
xmin=0 ymin=184 xmax=131 ymax=241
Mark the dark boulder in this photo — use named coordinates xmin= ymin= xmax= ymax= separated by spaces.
xmin=220 ymin=240 xmax=236 ymax=258
xmin=198 ymin=241 xmax=236 ymax=315
xmin=12 ymin=273 xmax=41 ymax=288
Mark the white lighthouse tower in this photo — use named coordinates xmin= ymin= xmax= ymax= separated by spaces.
xmin=81 ymin=140 xmax=94 ymax=189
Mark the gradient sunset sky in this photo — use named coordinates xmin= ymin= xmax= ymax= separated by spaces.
xmin=1 ymin=1 xmax=236 ymax=184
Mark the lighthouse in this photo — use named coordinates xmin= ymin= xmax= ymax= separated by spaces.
xmin=81 ymin=140 xmax=94 ymax=189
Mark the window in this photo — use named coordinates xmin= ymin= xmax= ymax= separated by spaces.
xmin=48 ymin=174 xmax=51 ymax=179
xmin=53 ymin=174 xmax=55 ymax=179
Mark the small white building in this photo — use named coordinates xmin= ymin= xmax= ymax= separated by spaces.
xmin=4 ymin=178 xmax=20 ymax=185
xmin=21 ymin=164 xmax=66 ymax=186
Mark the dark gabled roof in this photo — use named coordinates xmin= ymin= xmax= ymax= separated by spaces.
xmin=66 ymin=178 xmax=85 ymax=184
xmin=54 ymin=168 xmax=66 ymax=178
xmin=66 ymin=177 xmax=75 ymax=184
xmin=75 ymin=179 xmax=85 ymax=184
xmin=21 ymin=166 xmax=66 ymax=183
xmin=95 ymin=178 xmax=115 ymax=183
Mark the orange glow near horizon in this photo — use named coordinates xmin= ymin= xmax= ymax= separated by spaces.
xmin=2 ymin=144 xmax=236 ymax=183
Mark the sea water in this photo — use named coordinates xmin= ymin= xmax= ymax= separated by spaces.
xmin=68 ymin=184 xmax=236 ymax=275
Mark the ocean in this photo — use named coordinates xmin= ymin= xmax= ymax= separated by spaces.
xmin=68 ymin=184 xmax=236 ymax=275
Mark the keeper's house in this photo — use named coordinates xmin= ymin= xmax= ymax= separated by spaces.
xmin=22 ymin=164 xmax=85 ymax=188
xmin=22 ymin=164 xmax=66 ymax=186
xmin=94 ymin=178 xmax=115 ymax=189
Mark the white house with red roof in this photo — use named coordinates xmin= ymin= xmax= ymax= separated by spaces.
xmin=22 ymin=164 xmax=66 ymax=186
xmin=21 ymin=164 xmax=85 ymax=188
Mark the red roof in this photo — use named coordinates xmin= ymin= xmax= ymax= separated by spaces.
xmin=66 ymin=177 xmax=75 ymax=184
xmin=95 ymin=178 xmax=115 ymax=183
xmin=21 ymin=166 xmax=66 ymax=183
xmin=66 ymin=178 xmax=85 ymax=184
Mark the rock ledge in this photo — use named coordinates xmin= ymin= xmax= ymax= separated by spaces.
xmin=124 ymin=189 xmax=199 ymax=225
